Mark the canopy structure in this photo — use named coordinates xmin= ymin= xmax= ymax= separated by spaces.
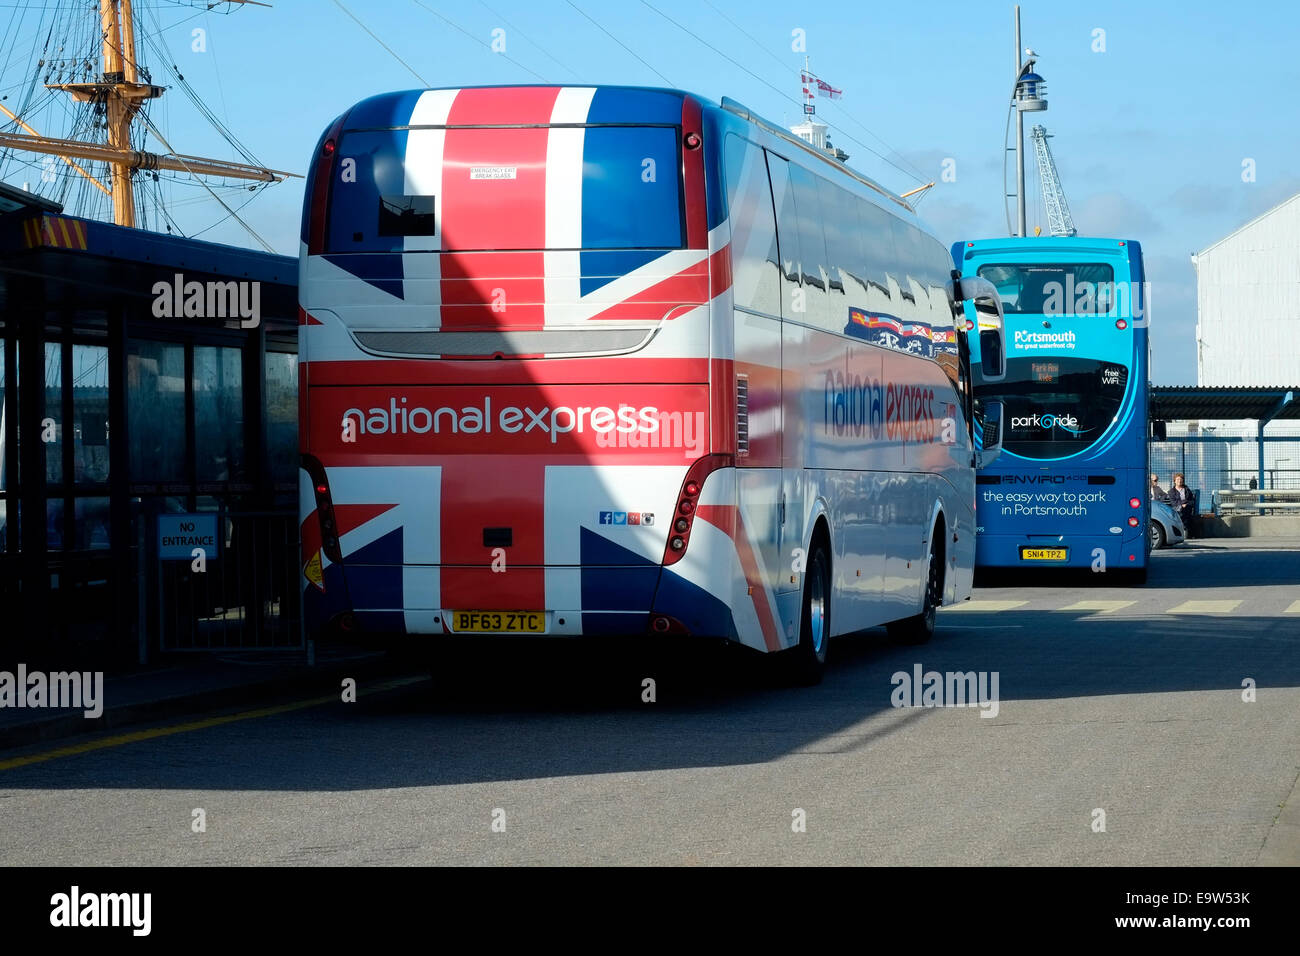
xmin=1151 ymin=386 xmax=1300 ymax=422
xmin=1150 ymin=386 xmax=1299 ymax=502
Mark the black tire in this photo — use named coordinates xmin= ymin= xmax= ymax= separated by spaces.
xmin=888 ymin=532 xmax=942 ymax=646
xmin=1148 ymin=519 xmax=1165 ymax=550
xmin=777 ymin=543 xmax=831 ymax=686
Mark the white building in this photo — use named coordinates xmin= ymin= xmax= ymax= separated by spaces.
xmin=789 ymin=118 xmax=849 ymax=162
xmin=1192 ymin=192 xmax=1300 ymax=388
xmin=1190 ymin=192 xmax=1300 ymax=442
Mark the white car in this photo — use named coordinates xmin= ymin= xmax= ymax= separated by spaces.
xmin=1150 ymin=499 xmax=1186 ymax=549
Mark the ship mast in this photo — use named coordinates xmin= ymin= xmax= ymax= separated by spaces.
xmin=0 ymin=0 xmax=294 ymax=229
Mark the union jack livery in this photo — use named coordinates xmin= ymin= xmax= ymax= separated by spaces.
xmin=299 ymin=85 xmax=1005 ymax=683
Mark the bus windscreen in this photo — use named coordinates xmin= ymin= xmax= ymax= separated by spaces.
xmin=976 ymin=263 xmax=1116 ymax=316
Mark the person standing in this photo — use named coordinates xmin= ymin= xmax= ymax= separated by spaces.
xmin=1150 ymin=474 xmax=1167 ymax=502
xmin=1169 ymin=472 xmax=1196 ymax=537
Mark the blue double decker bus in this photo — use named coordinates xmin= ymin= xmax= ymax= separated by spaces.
xmin=953 ymin=237 xmax=1150 ymax=582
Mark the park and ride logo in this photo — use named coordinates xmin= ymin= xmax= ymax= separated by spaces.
xmin=1010 ymin=411 xmax=1082 ymax=433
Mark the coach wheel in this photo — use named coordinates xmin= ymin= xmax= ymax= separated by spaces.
xmin=888 ymin=533 xmax=942 ymax=646
xmin=1148 ymin=520 xmax=1165 ymax=550
xmin=779 ymin=543 xmax=830 ymax=686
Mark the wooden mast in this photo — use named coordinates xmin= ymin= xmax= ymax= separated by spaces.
xmin=0 ymin=0 xmax=297 ymax=229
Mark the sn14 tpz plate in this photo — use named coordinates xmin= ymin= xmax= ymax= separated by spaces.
xmin=1020 ymin=547 xmax=1068 ymax=561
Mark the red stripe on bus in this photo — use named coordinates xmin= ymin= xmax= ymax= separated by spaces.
xmin=586 ymin=261 xmax=710 ymax=322
xmin=443 ymin=86 xmax=561 ymax=126
xmin=333 ymin=503 xmax=398 ymax=538
xmin=439 ymin=91 xmax=559 ymax=331
xmin=439 ymin=457 xmax=546 ymax=611
xmin=681 ymin=96 xmax=707 ymax=250
xmin=708 ymin=245 xmax=732 ymax=297
xmin=439 ymin=250 xmax=546 ymax=328
xmin=695 ymin=504 xmax=783 ymax=652
xmin=710 ymin=358 xmax=735 ymax=457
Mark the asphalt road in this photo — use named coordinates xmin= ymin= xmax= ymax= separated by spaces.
xmin=2 ymin=538 xmax=1298 ymax=865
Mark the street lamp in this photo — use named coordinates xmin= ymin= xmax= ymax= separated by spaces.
xmin=1003 ymin=6 xmax=1048 ymax=237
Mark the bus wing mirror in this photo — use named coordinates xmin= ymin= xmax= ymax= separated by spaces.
xmin=1151 ymin=420 xmax=1167 ymax=441
xmin=977 ymin=312 xmax=1006 ymax=383
xmin=975 ymin=400 xmax=1005 ymax=470
xmin=953 ymin=275 xmax=1007 ymax=384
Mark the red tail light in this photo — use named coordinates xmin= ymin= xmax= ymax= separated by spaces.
xmin=1115 ymin=319 xmax=1128 ymax=330
xmin=306 ymin=115 xmax=345 ymax=256
xmin=647 ymin=614 xmax=689 ymax=635
xmin=661 ymin=454 xmax=732 ymax=567
xmin=303 ymin=454 xmax=343 ymax=562
xmin=1128 ymin=516 xmax=1140 ymax=527
xmin=1129 ymin=497 xmax=1141 ymax=508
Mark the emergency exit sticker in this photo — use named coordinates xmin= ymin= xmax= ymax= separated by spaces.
xmin=470 ymin=166 xmax=517 ymax=180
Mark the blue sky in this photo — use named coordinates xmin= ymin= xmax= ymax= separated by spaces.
xmin=9 ymin=0 xmax=1300 ymax=384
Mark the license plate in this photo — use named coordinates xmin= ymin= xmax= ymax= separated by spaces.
xmin=450 ymin=610 xmax=546 ymax=633
xmin=1021 ymin=547 xmax=1068 ymax=561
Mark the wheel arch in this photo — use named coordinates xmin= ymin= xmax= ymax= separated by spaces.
xmin=923 ymin=497 xmax=950 ymax=606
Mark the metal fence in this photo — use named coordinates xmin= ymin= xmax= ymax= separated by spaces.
xmin=154 ymin=510 xmax=302 ymax=651
xmin=1150 ymin=435 xmax=1300 ymax=512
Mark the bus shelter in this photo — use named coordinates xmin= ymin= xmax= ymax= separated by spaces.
xmin=0 ymin=183 xmax=298 ymax=667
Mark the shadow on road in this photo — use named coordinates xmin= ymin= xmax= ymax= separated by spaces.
xmin=1 ymin=592 xmax=1296 ymax=791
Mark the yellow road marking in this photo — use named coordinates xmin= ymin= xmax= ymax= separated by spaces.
xmin=0 ymin=676 xmax=425 ymax=772
xmin=1166 ymin=600 xmax=1243 ymax=615
xmin=941 ymin=600 xmax=1029 ymax=612
xmin=1285 ymin=600 xmax=1300 ymax=614
xmin=1056 ymin=600 xmax=1137 ymax=613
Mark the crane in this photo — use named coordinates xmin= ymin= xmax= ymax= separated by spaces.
xmin=1029 ymin=124 xmax=1076 ymax=237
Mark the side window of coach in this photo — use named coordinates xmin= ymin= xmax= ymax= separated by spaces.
xmin=788 ymin=163 xmax=830 ymax=327
xmin=819 ymin=177 xmax=865 ymax=314
xmin=723 ymin=135 xmax=781 ymax=317
xmin=765 ymin=153 xmax=802 ymax=320
xmin=856 ymin=199 xmax=900 ymax=315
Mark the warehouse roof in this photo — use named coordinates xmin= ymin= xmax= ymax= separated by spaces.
xmin=1194 ymin=192 xmax=1300 ymax=259
xmin=1151 ymin=386 xmax=1300 ymax=421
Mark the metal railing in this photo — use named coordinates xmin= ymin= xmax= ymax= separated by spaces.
xmin=1215 ymin=489 xmax=1300 ymax=514
xmin=153 ymin=509 xmax=301 ymax=651
xmin=1150 ymin=435 xmax=1300 ymax=514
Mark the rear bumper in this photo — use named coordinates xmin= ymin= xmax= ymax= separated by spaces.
xmin=975 ymin=532 xmax=1147 ymax=569
xmin=305 ymin=563 xmax=740 ymax=641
